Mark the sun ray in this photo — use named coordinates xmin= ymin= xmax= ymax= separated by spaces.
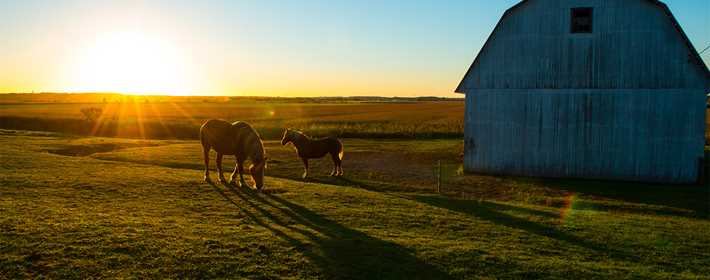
xmin=117 ymin=100 xmax=128 ymax=138
xmin=169 ymin=102 xmax=202 ymax=126
xmin=88 ymin=105 xmax=109 ymax=136
xmin=133 ymin=101 xmax=146 ymax=139
xmin=147 ymin=101 xmax=173 ymax=138
xmin=95 ymin=102 xmax=121 ymax=137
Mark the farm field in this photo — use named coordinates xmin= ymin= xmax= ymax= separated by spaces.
xmin=0 ymin=94 xmax=464 ymax=140
xmin=1 ymin=130 xmax=709 ymax=279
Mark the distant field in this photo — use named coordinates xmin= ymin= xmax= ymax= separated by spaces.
xmin=0 ymin=94 xmax=464 ymax=139
xmin=1 ymin=94 xmax=707 ymax=143
xmin=1 ymin=130 xmax=709 ymax=278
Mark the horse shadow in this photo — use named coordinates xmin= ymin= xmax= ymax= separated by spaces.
xmin=206 ymin=181 xmax=453 ymax=279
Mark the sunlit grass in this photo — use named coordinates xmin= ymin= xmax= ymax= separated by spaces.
xmin=1 ymin=131 xmax=709 ymax=278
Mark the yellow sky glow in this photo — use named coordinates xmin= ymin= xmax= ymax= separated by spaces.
xmin=2 ymin=1 xmax=708 ymax=97
xmin=67 ymin=31 xmax=194 ymax=96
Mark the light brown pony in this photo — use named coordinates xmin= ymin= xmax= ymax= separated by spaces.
xmin=200 ymin=119 xmax=266 ymax=189
xmin=281 ymin=129 xmax=343 ymax=179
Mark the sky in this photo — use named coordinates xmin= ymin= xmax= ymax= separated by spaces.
xmin=0 ymin=0 xmax=708 ymax=97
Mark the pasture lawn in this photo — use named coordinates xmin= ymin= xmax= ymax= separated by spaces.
xmin=1 ymin=130 xmax=710 ymax=279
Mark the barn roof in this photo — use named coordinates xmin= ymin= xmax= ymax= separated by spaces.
xmin=455 ymin=0 xmax=710 ymax=93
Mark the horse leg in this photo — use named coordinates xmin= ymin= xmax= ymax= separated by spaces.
xmin=335 ymin=140 xmax=344 ymax=176
xmin=203 ymin=145 xmax=211 ymax=182
xmin=330 ymin=153 xmax=339 ymax=176
xmin=336 ymin=155 xmax=343 ymax=176
xmin=237 ymin=158 xmax=248 ymax=188
xmin=216 ymin=153 xmax=227 ymax=184
xmin=301 ymin=158 xmax=309 ymax=179
xmin=229 ymin=156 xmax=239 ymax=186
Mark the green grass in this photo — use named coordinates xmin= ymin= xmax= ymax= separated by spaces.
xmin=1 ymin=130 xmax=710 ymax=279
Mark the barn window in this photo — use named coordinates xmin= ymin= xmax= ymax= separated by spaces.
xmin=571 ymin=7 xmax=593 ymax=33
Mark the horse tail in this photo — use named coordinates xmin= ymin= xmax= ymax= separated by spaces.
xmin=199 ymin=123 xmax=211 ymax=150
xmin=337 ymin=139 xmax=344 ymax=160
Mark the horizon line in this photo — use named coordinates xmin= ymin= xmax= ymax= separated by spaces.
xmin=0 ymin=92 xmax=465 ymax=99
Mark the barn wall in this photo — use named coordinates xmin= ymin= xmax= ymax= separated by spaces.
xmin=461 ymin=0 xmax=708 ymax=91
xmin=463 ymin=89 xmax=706 ymax=183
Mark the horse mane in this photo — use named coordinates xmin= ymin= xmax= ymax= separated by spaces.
xmin=234 ymin=121 xmax=265 ymax=163
xmin=289 ymin=129 xmax=311 ymax=141
xmin=295 ymin=129 xmax=307 ymax=138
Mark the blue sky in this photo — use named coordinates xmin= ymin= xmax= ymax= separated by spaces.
xmin=0 ymin=0 xmax=708 ymax=96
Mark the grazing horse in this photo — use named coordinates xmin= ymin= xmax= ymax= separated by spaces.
xmin=200 ymin=119 xmax=266 ymax=190
xmin=281 ymin=129 xmax=344 ymax=179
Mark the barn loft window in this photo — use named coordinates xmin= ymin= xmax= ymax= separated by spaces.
xmin=571 ymin=7 xmax=593 ymax=33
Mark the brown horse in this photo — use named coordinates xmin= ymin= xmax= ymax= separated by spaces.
xmin=200 ymin=119 xmax=266 ymax=189
xmin=281 ymin=129 xmax=343 ymax=179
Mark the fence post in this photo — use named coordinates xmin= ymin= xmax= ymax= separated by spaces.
xmin=437 ymin=160 xmax=442 ymax=193
xmin=700 ymin=156 xmax=707 ymax=186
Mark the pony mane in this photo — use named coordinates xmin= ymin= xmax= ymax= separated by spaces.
xmin=289 ymin=129 xmax=311 ymax=141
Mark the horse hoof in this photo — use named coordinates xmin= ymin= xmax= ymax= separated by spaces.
xmin=204 ymin=176 xmax=211 ymax=183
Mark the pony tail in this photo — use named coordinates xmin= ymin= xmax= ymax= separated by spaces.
xmin=199 ymin=126 xmax=208 ymax=147
xmin=338 ymin=140 xmax=344 ymax=160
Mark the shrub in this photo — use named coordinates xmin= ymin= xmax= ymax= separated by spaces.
xmin=80 ymin=107 xmax=103 ymax=123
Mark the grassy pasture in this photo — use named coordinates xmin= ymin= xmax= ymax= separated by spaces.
xmin=1 ymin=130 xmax=709 ymax=279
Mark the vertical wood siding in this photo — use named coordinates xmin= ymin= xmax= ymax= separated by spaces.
xmin=459 ymin=0 xmax=709 ymax=183
xmin=464 ymin=89 xmax=706 ymax=183
xmin=459 ymin=0 xmax=708 ymax=91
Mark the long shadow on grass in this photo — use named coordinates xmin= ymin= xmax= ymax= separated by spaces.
xmin=521 ymin=177 xmax=710 ymax=219
xmin=410 ymin=195 xmax=637 ymax=262
xmin=207 ymin=182 xmax=452 ymax=279
xmin=307 ymin=176 xmax=424 ymax=193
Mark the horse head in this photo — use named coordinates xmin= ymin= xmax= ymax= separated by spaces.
xmin=250 ymin=156 xmax=267 ymax=190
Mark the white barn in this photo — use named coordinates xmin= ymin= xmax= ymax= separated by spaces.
xmin=456 ymin=0 xmax=710 ymax=183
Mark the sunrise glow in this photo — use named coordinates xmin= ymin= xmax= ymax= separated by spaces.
xmin=0 ymin=1 xmax=707 ymax=96
xmin=68 ymin=32 xmax=192 ymax=96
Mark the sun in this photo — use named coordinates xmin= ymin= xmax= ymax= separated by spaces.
xmin=69 ymin=31 xmax=192 ymax=95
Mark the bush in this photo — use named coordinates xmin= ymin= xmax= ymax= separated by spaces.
xmin=80 ymin=107 xmax=103 ymax=123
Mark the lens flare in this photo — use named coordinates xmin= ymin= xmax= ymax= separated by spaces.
xmin=559 ymin=193 xmax=577 ymax=224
